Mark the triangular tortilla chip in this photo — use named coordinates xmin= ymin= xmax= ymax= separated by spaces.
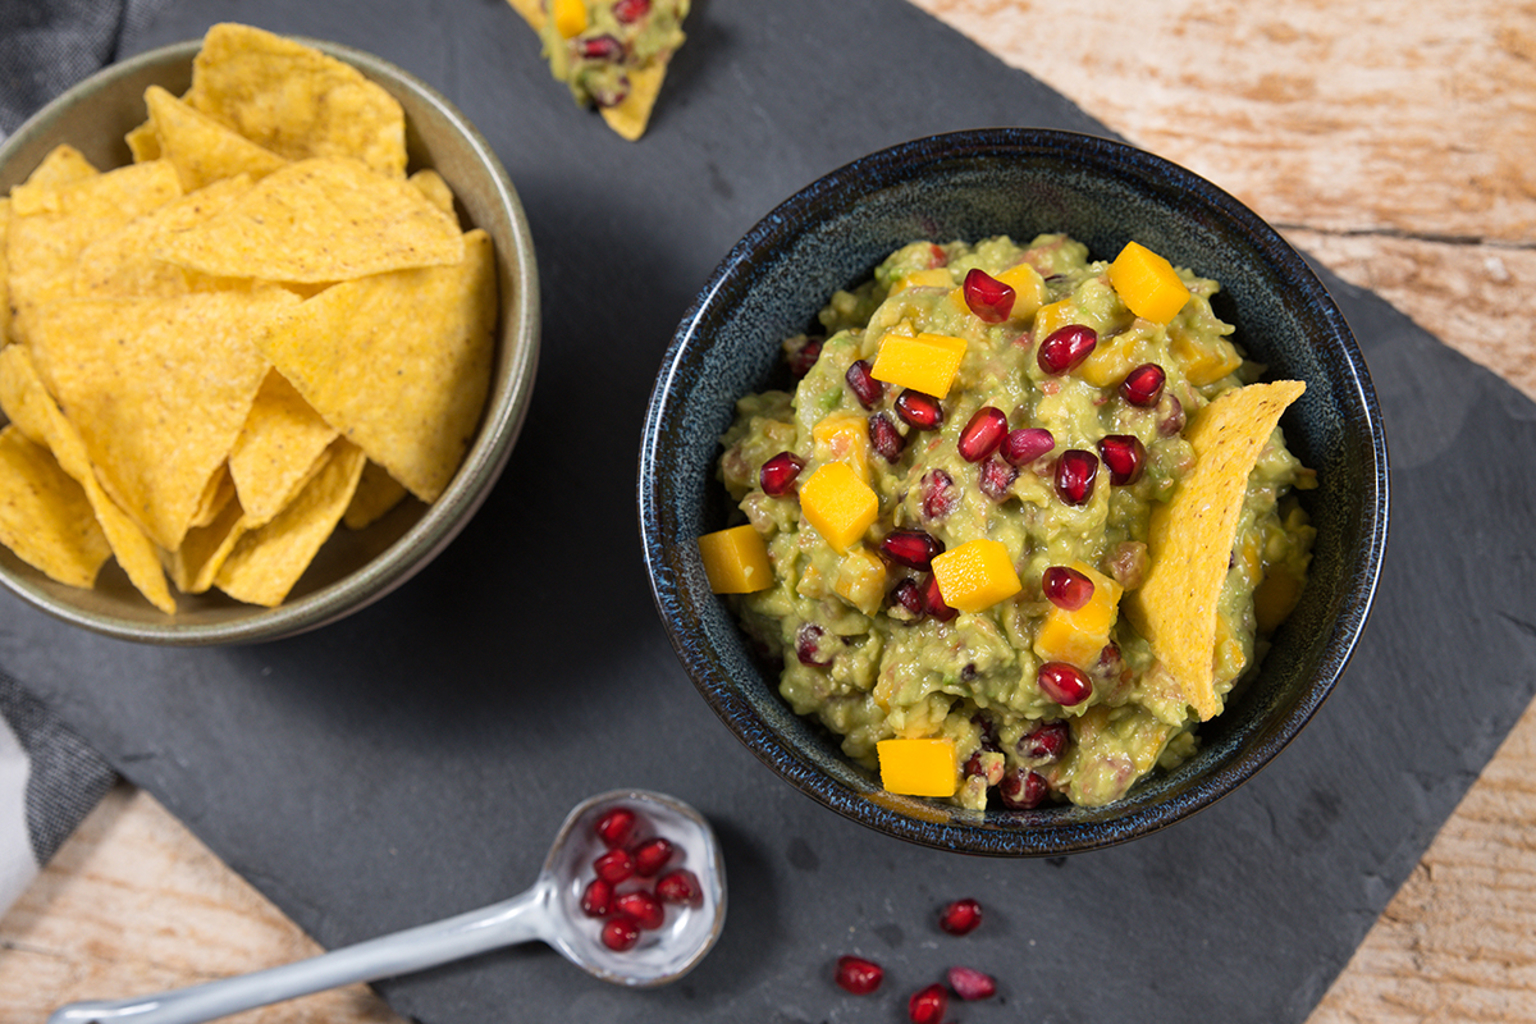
xmin=25 ymin=289 xmax=295 ymax=552
xmin=144 ymin=84 xmax=288 ymax=192
xmin=600 ymin=61 xmax=668 ymax=142
xmin=228 ymin=369 xmax=340 ymax=526
xmin=150 ymin=158 xmax=465 ymax=283
xmin=20 ymin=144 xmax=99 ymax=190
xmin=0 ymin=426 xmax=111 ymax=589
xmin=1125 ymin=380 xmax=1306 ymax=721
xmin=0 ymin=345 xmax=175 ymax=612
xmin=0 ymin=198 xmax=11 ymax=345
xmin=186 ymin=23 xmax=407 ymax=178
xmin=254 ymin=229 xmax=495 ymax=503
xmin=165 ymin=492 xmax=247 ymax=595
xmin=343 ymin=460 xmax=410 ymax=530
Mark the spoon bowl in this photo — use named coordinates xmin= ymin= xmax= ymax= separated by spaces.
xmin=48 ymin=790 xmax=725 ymax=1024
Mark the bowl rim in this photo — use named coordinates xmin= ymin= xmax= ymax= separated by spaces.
xmin=639 ymin=126 xmax=1389 ymax=855
xmin=0 ymin=36 xmax=540 ymax=645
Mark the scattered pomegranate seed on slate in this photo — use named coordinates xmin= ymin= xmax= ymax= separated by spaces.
xmin=1037 ymin=324 xmax=1098 ymax=375
xmin=835 ymin=955 xmax=885 ymax=995
xmin=1001 ymin=426 xmax=1054 ymax=466
xmin=948 ymin=965 xmax=998 ymax=1001
xmin=1042 ymin=565 xmax=1094 ymax=611
xmin=759 ymin=451 xmax=805 ymax=496
xmin=593 ymin=847 xmax=635 ymax=884
xmin=962 ymin=268 xmax=1016 ymax=323
xmin=632 ymin=836 xmax=675 ymax=878
xmin=958 ymin=406 xmax=1008 ymax=462
xmin=601 ymin=914 xmax=642 ymax=952
xmin=846 ymin=359 xmax=885 ymax=408
xmin=939 ymin=897 xmax=983 ymax=935
xmin=656 ymin=868 xmax=703 ymax=906
xmin=1120 ymin=362 xmax=1166 ymax=406
xmin=595 ymin=807 xmax=637 ymax=849
xmin=1038 ymin=661 xmax=1093 ymax=706
xmin=580 ymin=877 xmax=613 ymax=918
xmin=908 ymin=983 xmax=949 ymax=1024
xmin=615 ymin=890 xmax=665 ymax=930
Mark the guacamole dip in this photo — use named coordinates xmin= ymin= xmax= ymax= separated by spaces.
xmin=712 ymin=234 xmax=1316 ymax=809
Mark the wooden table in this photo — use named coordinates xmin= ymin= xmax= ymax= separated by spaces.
xmin=4 ymin=1 xmax=1533 ymax=1020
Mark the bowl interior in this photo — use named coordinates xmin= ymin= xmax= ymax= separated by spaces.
xmin=0 ymin=39 xmax=539 ymax=644
xmin=641 ymin=128 xmax=1388 ymax=855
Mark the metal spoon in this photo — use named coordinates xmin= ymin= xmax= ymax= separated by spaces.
xmin=48 ymin=789 xmax=726 ymax=1024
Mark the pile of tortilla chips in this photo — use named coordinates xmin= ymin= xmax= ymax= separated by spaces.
xmin=0 ymin=23 xmax=497 ymax=612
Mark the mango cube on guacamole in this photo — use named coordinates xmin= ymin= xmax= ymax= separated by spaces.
xmin=835 ymin=545 xmax=887 ymax=614
xmin=812 ymin=412 xmax=872 ymax=483
xmin=799 ymin=461 xmax=878 ymax=554
xmin=697 ymin=523 xmax=772 ymax=594
xmin=869 ymin=331 xmax=967 ymax=399
xmin=877 ymin=737 xmax=957 ymax=797
xmin=1108 ymin=241 xmax=1191 ymax=325
xmin=1034 ymin=561 xmax=1123 ymax=668
xmin=931 ymin=538 xmax=1022 ymax=613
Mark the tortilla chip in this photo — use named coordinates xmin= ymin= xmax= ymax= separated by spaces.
xmin=165 ymin=492 xmax=247 ymax=595
xmin=144 ymin=84 xmax=288 ymax=192
xmin=0 ymin=345 xmax=176 ymax=612
xmin=26 ymin=289 xmax=295 ymax=552
xmin=0 ymin=426 xmax=112 ymax=589
xmin=186 ymin=24 xmax=407 ymax=178
xmin=229 ymin=369 xmax=340 ymax=525
xmin=191 ymin=464 xmax=236 ymax=529
xmin=0 ymin=198 xmax=11 ymax=344
xmin=599 ymin=61 xmax=668 ymax=142
xmin=151 ymin=158 xmax=465 ymax=284
xmin=126 ymin=120 xmax=161 ymax=163
xmin=343 ymin=460 xmax=410 ymax=530
xmin=22 ymin=144 xmax=99 ymax=190
xmin=254 ymin=228 xmax=495 ymax=502
xmin=409 ymin=169 xmax=457 ymax=218
xmin=1125 ymin=380 xmax=1307 ymax=721
xmin=215 ymin=438 xmax=367 ymax=606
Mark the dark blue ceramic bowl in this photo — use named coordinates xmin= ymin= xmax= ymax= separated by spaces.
xmin=639 ymin=128 xmax=1388 ymax=856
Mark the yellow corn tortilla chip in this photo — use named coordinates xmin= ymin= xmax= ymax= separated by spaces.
xmin=599 ymin=62 xmax=668 ymax=142
xmin=228 ymin=369 xmax=340 ymax=525
xmin=186 ymin=24 xmax=407 ymax=179
xmin=409 ymin=169 xmax=457 ymax=218
xmin=0 ymin=345 xmax=176 ymax=612
xmin=25 ymin=289 xmax=296 ymax=552
xmin=191 ymin=464 xmax=236 ymax=530
xmin=343 ymin=460 xmax=410 ymax=530
xmin=144 ymin=84 xmax=288 ymax=192
xmin=0 ymin=198 xmax=11 ymax=344
xmin=254 ymin=228 xmax=495 ymax=502
xmin=0 ymin=426 xmax=111 ymax=589
xmin=165 ymin=492 xmax=247 ymax=595
xmin=21 ymin=144 xmax=99 ymax=190
xmin=215 ymin=438 xmax=367 ymax=606
xmin=126 ymin=120 xmax=160 ymax=162
xmin=150 ymin=157 xmax=465 ymax=284
xmin=1125 ymin=380 xmax=1307 ymax=721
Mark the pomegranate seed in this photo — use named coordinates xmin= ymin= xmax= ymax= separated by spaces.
xmin=595 ymin=807 xmax=637 ymax=848
xmin=796 ymin=623 xmax=832 ymax=667
xmin=632 ymin=836 xmax=674 ymax=877
xmin=788 ymin=336 xmax=823 ymax=378
xmin=580 ymin=877 xmax=614 ymax=917
xmin=895 ymin=389 xmax=944 ymax=430
xmin=1158 ymin=394 xmax=1186 ymax=436
xmin=759 ymin=451 xmax=804 ymax=496
xmin=868 ymin=412 xmax=907 ymax=462
xmin=962 ymin=268 xmax=1015 ymax=323
xmin=593 ymin=848 xmax=635 ymax=884
xmin=880 ymin=529 xmax=944 ymax=571
xmin=939 ymin=897 xmax=983 ymax=935
xmin=1053 ymin=449 xmax=1099 ymax=505
xmin=1098 ymin=434 xmax=1147 ymax=485
xmin=615 ymin=890 xmax=665 ymax=930
xmin=601 ymin=913 xmax=642 ymax=951
xmin=1000 ymin=767 xmax=1050 ymax=809
xmin=578 ymin=34 xmax=625 ymax=61
xmin=927 ymin=244 xmax=948 ymax=267
xmin=948 ymin=965 xmax=998 ymax=1001
xmin=957 ymin=406 xmax=1008 ymax=462
xmin=921 ymin=574 xmax=957 ymax=622
xmin=1038 ymin=661 xmax=1093 ymax=705
xmin=908 ymin=983 xmax=949 ymax=1024
xmin=1018 ymin=720 xmax=1070 ymax=763
xmin=656 ymin=868 xmax=703 ymax=906
xmin=891 ymin=578 xmax=925 ymax=616
xmin=920 ymin=468 xmax=957 ymax=521
xmin=978 ymin=457 xmax=1017 ymax=501
xmin=1042 ymin=565 xmax=1094 ymax=611
xmin=835 ymin=955 xmax=884 ymax=995
xmin=1120 ymin=362 xmax=1166 ymax=407
xmin=1037 ymin=324 xmax=1098 ymax=375
xmin=1000 ymin=426 xmax=1054 ymax=466
xmin=845 ymin=359 xmax=884 ymax=409
xmin=612 ymin=0 xmax=650 ymax=22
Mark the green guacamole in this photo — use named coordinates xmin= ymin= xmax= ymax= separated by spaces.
xmin=715 ymin=234 xmax=1316 ymax=809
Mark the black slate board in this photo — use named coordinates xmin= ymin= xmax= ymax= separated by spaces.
xmin=10 ymin=1 xmax=1536 ymax=1021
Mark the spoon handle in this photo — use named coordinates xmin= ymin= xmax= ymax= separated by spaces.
xmin=47 ymin=882 xmax=553 ymax=1024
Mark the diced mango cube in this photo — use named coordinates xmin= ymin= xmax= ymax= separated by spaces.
xmin=697 ymin=524 xmax=773 ymax=594
xmin=1108 ymin=241 xmax=1191 ymax=325
xmin=812 ymin=412 xmax=871 ymax=483
xmin=1170 ymin=329 xmax=1243 ymax=386
xmin=994 ymin=262 xmax=1047 ymax=322
xmin=1034 ymin=561 xmax=1123 ymax=667
xmin=799 ymin=461 xmax=878 ymax=554
xmin=892 ymin=268 xmax=954 ymax=293
xmin=869 ymin=331 xmax=967 ymax=399
xmin=931 ymin=538 xmax=1022 ymax=614
xmin=877 ymin=737 xmax=958 ymax=797
xmin=1077 ymin=329 xmax=1139 ymax=388
xmin=1253 ymin=566 xmax=1303 ymax=633
xmin=1031 ymin=297 xmax=1076 ymax=342
xmin=834 ymin=545 xmax=887 ymax=614
xmin=552 ymin=0 xmax=589 ymax=37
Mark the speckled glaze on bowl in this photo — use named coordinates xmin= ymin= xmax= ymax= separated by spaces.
xmin=0 ymin=38 xmax=539 ymax=645
xmin=640 ymin=128 xmax=1388 ymax=856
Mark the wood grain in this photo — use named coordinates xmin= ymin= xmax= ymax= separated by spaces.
xmin=4 ymin=1 xmax=1534 ymax=1022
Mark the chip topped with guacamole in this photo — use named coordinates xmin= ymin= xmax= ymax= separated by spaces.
xmin=701 ymin=234 xmax=1315 ymax=809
